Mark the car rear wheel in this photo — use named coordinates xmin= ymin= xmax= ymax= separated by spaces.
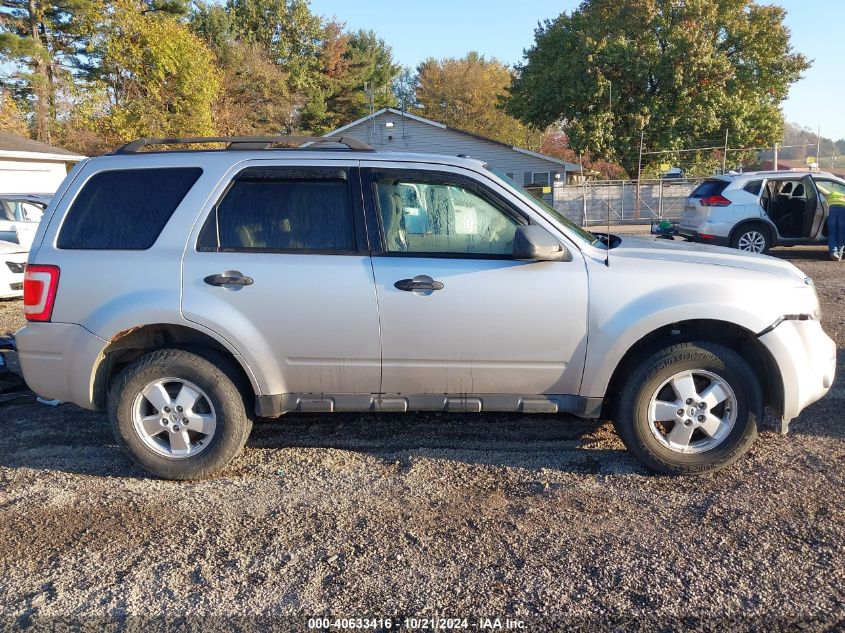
xmin=108 ymin=349 xmax=252 ymax=480
xmin=614 ymin=342 xmax=761 ymax=475
xmin=731 ymin=225 xmax=771 ymax=254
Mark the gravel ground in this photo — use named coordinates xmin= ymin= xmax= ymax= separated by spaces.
xmin=0 ymin=246 xmax=842 ymax=631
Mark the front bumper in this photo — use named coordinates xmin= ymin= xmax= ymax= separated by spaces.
xmin=15 ymin=322 xmax=108 ymax=409
xmin=758 ymin=319 xmax=837 ymax=425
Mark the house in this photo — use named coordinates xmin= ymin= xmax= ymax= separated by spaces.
xmin=0 ymin=131 xmax=86 ymax=194
xmin=322 ymin=108 xmax=581 ymax=192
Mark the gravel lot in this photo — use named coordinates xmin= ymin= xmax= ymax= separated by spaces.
xmin=0 ymin=246 xmax=842 ymax=631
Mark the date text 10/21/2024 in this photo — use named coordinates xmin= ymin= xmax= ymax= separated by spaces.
xmin=306 ymin=617 xmax=527 ymax=630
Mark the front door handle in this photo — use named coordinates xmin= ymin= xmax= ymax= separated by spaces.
xmin=204 ymin=270 xmax=254 ymax=287
xmin=394 ymin=274 xmax=444 ymax=293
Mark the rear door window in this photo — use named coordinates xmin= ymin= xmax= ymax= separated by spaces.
xmin=58 ymin=168 xmax=202 ymax=250
xmin=690 ymin=180 xmax=728 ymax=198
xmin=197 ymin=168 xmax=357 ymax=253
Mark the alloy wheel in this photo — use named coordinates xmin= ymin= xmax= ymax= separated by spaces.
xmin=737 ymin=230 xmax=766 ymax=253
xmin=131 ymin=377 xmax=217 ymax=458
xmin=647 ymin=369 xmax=738 ymax=454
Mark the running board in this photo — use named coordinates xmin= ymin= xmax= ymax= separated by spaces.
xmin=255 ymin=393 xmax=602 ymax=419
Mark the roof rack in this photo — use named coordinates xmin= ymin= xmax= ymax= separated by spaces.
xmin=114 ymin=135 xmax=373 ymax=154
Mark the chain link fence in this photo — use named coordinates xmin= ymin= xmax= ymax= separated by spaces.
xmin=553 ymin=178 xmax=703 ymax=226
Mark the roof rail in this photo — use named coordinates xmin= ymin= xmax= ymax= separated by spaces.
xmin=114 ymin=135 xmax=373 ymax=154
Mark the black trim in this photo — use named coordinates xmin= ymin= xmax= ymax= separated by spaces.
xmin=756 ymin=314 xmax=815 ymax=337
xmin=234 ymin=167 xmax=348 ymax=181
xmin=678 ymin=228 xmax=729 ymax=247
xmin=361 ymin=167 xmax=528 ymax=258
xmin=115 ymin=135 xmax=373 ymax=153
xmin=255 ymin=392 xmax=603 ymax=418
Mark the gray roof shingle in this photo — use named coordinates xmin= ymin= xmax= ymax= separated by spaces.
xmin=0 ymin=130 xmax=81 ymax=157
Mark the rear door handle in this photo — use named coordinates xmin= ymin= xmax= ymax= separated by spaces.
xmin=204 ymin=270 xmax=254 ymax=287
xmin=394 ymin=274 xmax=444 ymax=293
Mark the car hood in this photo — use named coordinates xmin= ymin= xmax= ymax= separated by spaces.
xmin=608 ymin=235 xmax=805 ymax=282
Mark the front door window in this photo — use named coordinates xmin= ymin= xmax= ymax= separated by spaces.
xmin=374 ymin=176 xmax=521 ymax=256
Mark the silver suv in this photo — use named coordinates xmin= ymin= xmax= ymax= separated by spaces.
xmin=15 ymin=137 xmax=837 ymax=479
xmin=679 ymin=170 xmax=845 ymax=253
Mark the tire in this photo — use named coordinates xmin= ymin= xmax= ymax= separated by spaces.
xmin=108 ymin=348 xmax=252 ymax=480
xmin=730 ymin=224 xmax=771 ymax=254
xmin=613 ymin=342 xmax=761 ymax=475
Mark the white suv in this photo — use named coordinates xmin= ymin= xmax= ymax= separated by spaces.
xmin=679 ymin=171 xmax=845 ymax=253
xmin=13 ymin=137 xmax=837 ymax=479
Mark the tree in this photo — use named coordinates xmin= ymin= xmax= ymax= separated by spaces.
xmin=540 ymin=129 xmax=626 ymax=179
xmin=0 ymin=0 xmax=98 ymax=142
xmin=213 ymin=42 xmax=295 ymax=135
xmin=391 ymin=66 xmax=417 ymax=111
xmin=227 ymin=0 xmax=323 ymax=90
xmin=300 ymin=25 xmax=399 ymax=133
xmin=506 ymin=0 xmax=810 ymax=176
xmin=0 ymin=89 xmax=28 ymax=135
xmin=86 ymin=0 xmax=220 ymax=142
xmin=415 ymin=52 xmax=540 ymax=148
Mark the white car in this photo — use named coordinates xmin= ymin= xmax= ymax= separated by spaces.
xmin=0 ymin=194 xmax=51 ymax=249
xmin=678 ymin=171 xmax=845 ymax=253
xmin=0 ymin=240 xmax=27 ymax=299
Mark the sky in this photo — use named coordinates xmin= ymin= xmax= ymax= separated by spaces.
xmin=307 ymin=0 xmax=844 ymax=142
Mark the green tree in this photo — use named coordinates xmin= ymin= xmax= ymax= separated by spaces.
xmin=0 ymin=0 xmax=98 ymax=142
xmin=415 ymin=52 xmax=540 ymax=148
xmin=227 ymin=0 xmax=322 ymax=90
xmin=506 ymin=0 xmax=810 ymax=176
xmin=213 ymin=42 xmax=295 ymax=135
xmin=0 ymin=89 xmax=28 ymax=135
xmin=88 ymin=0 xmax=220 ymax=142
xmin=189 ymin=0 xmax=232 ymax=55
xmin=300 ymin=25 xmax=399 ymax=133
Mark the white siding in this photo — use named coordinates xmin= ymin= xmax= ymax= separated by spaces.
xmin=0 ymin=158 xmax=70 ymax=194
xmin=339 ymin=111 xmax=572 ymax=186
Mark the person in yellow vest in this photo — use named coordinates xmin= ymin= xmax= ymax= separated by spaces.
xmin=817 ymin=182 xmax=845 ymax=261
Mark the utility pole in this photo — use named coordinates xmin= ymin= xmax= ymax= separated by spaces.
xmin=722 ymin=129 xmax=729 ymax=173
xmin=773 ymin=142 xmax=779 ymax=171
xmin=816 ymin=124 xmax=822 ymax=169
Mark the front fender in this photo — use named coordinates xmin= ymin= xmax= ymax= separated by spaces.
xmin=579 ymin=260 xmax=789 ymax=400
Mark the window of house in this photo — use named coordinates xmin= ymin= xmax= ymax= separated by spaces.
xmin=524 ymin=171 xmax=551 ymax=187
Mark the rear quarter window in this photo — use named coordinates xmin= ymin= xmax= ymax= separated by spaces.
xmin=690 ymin=180 xmax=729 ymax=198
xmin=57 ymin=167 xmax=202 ymax=250
xmin=742 ymin=180 xmax=763 ymax=196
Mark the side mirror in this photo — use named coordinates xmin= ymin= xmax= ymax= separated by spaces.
xmin=512 ymin=225 xmax=571 ymax=262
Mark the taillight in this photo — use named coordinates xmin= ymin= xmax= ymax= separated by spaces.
xmin=700 ymin=195 xmax=731 ymax=207
xmin=23 ymin=264 xmax=60 ymax=322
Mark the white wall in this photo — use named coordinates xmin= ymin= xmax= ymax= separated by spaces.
xmin=0 ymin=158 xmax=70 ymax=194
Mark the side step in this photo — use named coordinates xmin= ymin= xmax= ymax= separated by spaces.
xmin=256 ymin=393 xmax=601 ymax=418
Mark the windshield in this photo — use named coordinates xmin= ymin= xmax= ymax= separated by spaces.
xmin=485 ymin=167 xmax=598 ymax=245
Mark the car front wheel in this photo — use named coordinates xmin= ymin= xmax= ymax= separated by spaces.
xmin=614 ymin=342 xmax=761 ymax=475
